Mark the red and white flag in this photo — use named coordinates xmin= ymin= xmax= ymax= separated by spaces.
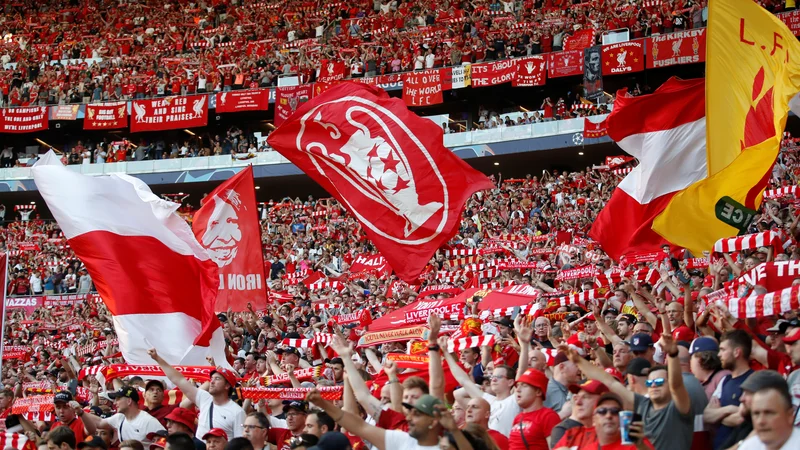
xmin=590 ymin=77 xmax=707 ymax=260
xmin=31 ymin=151 xmax=229 ymax=367
xmin=192 ymin=166 xmax=267 ymax=312
xmin=267 ymin=82 xmax=494 ymax=281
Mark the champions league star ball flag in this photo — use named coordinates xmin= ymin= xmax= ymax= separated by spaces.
xmin=267 ymin=82 xmax=494 ymax=282
xmin=192 ymin=165 xmax=267 ymax=312
xmin=31 ymin=151 xmax=230 ymax=367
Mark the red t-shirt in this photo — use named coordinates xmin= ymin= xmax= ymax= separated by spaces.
xmin=52 ymin=417 xmax=87 ymax=443
xmin=508 ymin=408 xmax=560 ymax=450
xmin=488 ymin=429 xmax=509 ymax=448
xmin=267 ymin=428 xmax=299 ymax=450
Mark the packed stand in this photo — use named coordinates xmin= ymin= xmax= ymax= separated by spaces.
xmin=0 ymin=0 xmax=719 ymax=107
xmin=4 ymin=137 xmax=800 ymax=450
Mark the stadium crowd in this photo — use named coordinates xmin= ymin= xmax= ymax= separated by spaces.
xmin=0 ymin=0 xmax=718 ymax=107
xmin=2 ymin=132 xmax=800 ymax=450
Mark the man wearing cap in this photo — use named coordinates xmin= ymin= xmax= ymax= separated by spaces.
xmin=52 ymin=391 xmax=88 ymax=443
xmin=689 ymin=337 xmax=730 ymax=400
xmin=144 ymin=380 xmax=177 ymax=427
xmin=148 ymin=349 xmax=246 ymax=440
xmin=544 ymin=352 xmax=580 ymax=417
xmin=267 ymin=401 xmax=307 ymax=450
xmin=783 ymin=327 xmax=800 ymax=427
xmin=164 ymin=408 xmax=206 ymax=450
xmin=509 ymin=368 xmax=560 ymax=450
xmin=202 ymin=428 xmax=228 ymax=450
xmin=717 ymin=370 xmax=787 ymax=450
xmin=304 ymin=390 xmax=459 ymax=450
xmin=79 ymin=386 xmax=165 ymax=446
xmin=551 ymin=380 xmax=609 ymax=448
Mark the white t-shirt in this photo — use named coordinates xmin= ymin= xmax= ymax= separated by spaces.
xmin=739 ymin=427 xmax=800 ymax=450
xmin=105 ymin=410 xmax=165 ymax=445
xmin=194 ymin=389 xmax=246 ymax=440
xmin=482 ymin=392 xmax=521 ymax=436
xmin=384 ymin=429 xmax=437 ymax=450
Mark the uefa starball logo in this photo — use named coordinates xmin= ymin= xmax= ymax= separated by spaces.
xmin=294 ymin=96 xmax=449 ymax=244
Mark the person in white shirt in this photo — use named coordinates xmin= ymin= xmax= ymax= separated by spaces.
xmin=79 ymin=386 xmax=165 ymax=446
xmin=148 ymin=348 xmax=246 ymax=440
xmin=29 ymin=272 xmax=43 ymax=294
xmin=739 ymin=384 xmax=800 ymax=450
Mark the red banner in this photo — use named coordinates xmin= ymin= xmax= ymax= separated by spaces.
xmin=192 ymin=166 xmax=267 ymax=312
xmin=779 ymin=10 xmax=800 ymax=37
xmin=563 ymin=29 xmax=595 ymax=51
xmin=402 ymin=70 xmax=443 ymax=106
xmin=513 ymin=56 xmax=546 ymax=87
xmin=601 ymin=41 xmax=645 ymax=75
xmin=647 ymin=28 xmax=706 ymax=69
xmin=0 ymin=107 xmax=48 ymax=133
xmin=275 ymin=84 xmax=313 ymax=126
xmin=471 ymin=59 xmax=517 ymax=88
xmin=548 ymin=50 xmax=584 ymax=78
xmin=318 ymin=60 xmax=347 ymax=82
xmin=50 ymin=105 xmax=79 ymax=121
xmin=349 ymin=254 xmax=391 ymax=275
xmin=130 ymin=96 xmax=208 ymax=132
xmin=84 ymin=102 xmax=128 ymax=130
xmin=215 ymin=89 xmax=270 ymax=113
xmin=583 ymin=117 xmax=608 ymax=138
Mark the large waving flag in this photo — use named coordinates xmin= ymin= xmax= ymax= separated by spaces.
xmin=589 ymin=78 xmax=706 ymax=261
xmin=652 ymin=0 xmax=800 ymax=254
xmin=267 ymin=82 xmax=494 ymax=281
xmin=192 ymin=166 xmax=267 ymax=312
xmin=32 ymin=152 xmax=229 ymax=367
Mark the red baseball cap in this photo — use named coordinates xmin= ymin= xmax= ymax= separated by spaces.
xmin=515 ymin=368 xmax=549 ymax=399
xmin=783 ymin=327 xmax=800 ymax=344
xmin=568 ymin=379 xmax=610 ymax=395
xmin=165 ymin=407 xmax=197 ymax=432
xmin=202 ymin=428 xmax=228 ymax=441
xmin=210 ymin=366 xmax=238 ymax=389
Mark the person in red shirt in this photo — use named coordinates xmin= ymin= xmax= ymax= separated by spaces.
xmin=509 ymin=369 xmax=560 ymax=450
xmin=52 ymin=391 xmax=89 ymax=443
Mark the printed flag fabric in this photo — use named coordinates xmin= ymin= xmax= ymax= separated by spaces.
xmin=130 ymin=96 xmax=208 ymax=132
xmin=192 ymin=166 xmax=267 ymax=312
xmin=652 ymin=0 xmax=800 ymax=255
xmin=31 ymin=151 xmax=229 ymax=367
xmin=590 ymin=77 xmax=707 ymax=261
xmin=85 ymin=102 xmax=128 ymax=130
xmin=266 ymin=82 xmax=494 ymax=281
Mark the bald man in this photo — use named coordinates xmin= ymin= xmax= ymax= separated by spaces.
xmin=464 ymin=397 xmax=508 ymax=448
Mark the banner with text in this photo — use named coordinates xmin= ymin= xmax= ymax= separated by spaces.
xmin=471 ymin=59 xmax=518 ymax=88
xmin=402 ymin=70 xmax=444 ymax=106
xmin=275 ymin=84 xmax=313 ymax=126
xmin=84 ymin=102 xmax=128 ymax=130
xmin=647 ymin=28 xmax=706 ymax=69
xmin=601 ymin=41 xmax=645 ymax=75
xmin=0 ymin=107 xmax=48 ymax=133
xmin=130 ymin=96 xmax=208 ymax=132
xmin=548 ymin=49 xmax=584 ymax=78
xmin=513 ymin=56 xmax=547 ymax=87
xmin=215 ymin=89 xmax=270 ymax=113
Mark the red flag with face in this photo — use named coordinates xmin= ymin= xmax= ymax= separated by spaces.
xmin=192 ymin=166 xmax=267 ymax=312
xmin=267 ymin=82 xmax=494 ymax=281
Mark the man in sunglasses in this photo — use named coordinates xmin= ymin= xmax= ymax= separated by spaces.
xmin=592 ymin=393 xmax=653 ymax=450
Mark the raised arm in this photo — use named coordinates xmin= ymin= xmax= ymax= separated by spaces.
xmin=306 ymin=390 xmax=387 ymax=450
xmin=147 ymin=348 xmax=200 ymax=403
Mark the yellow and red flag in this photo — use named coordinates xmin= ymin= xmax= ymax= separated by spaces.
xmin=652 ymin=0 xmax=800 ymax=255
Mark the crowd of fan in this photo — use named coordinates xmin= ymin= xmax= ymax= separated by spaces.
xmin=0 ymin=0 xmax=722 ymax=107
xmin=2 ymin=141 xmax=800 ymax=450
